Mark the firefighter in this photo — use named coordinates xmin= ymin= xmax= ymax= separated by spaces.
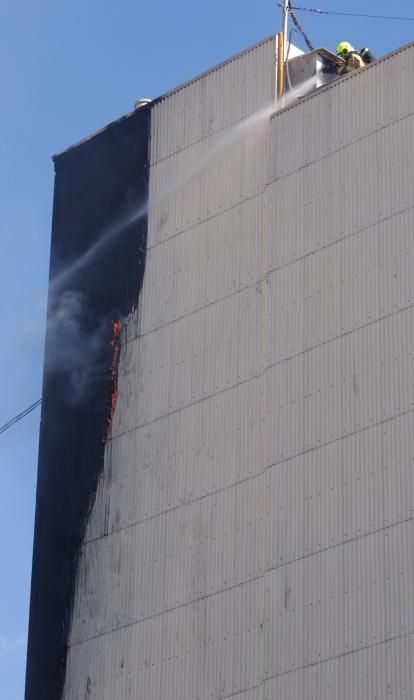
xmin=359 ymin=47 xmax=376 ymax=65
xmin=336 ymin=41 xmax=375 ymax=76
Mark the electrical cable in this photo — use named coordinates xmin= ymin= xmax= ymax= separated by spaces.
xmin=283 ymin=3 xmax=316 ymax=97
xmin=288 ymin=1 xmax=315 ymax=51
xmin=0 ymin=399 xmax=42 ymax=436
xmin=287 ymin=5 xmax=414 ymax=21
xmin=285 ymin=28 xmax=298 ymax=93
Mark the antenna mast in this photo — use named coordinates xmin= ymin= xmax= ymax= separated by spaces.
xmin=282 ymin=0 xmax=289 ymax=59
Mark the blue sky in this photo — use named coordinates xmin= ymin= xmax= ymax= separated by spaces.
xmin=1 ymin=1 xmax=413 ymax=697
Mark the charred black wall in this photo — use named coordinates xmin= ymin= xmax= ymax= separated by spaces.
xmin=25 ymin=104 xmax=151 ymax=700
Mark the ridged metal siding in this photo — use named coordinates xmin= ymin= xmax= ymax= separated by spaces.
xmin=64 ymin=39 xmax=414 ymax=699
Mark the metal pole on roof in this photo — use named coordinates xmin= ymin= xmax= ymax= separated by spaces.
xmin=282 ymin=0 xmax=289 ymax=59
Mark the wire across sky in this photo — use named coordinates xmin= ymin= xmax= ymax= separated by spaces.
xmin=287 ymin=5 xmax=414 ymax=21
xmin=0 ymin=399 xmax=42 ymax=436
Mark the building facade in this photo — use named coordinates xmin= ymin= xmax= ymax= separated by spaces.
xmin=27 ymin=36 xmax=414 ymax=699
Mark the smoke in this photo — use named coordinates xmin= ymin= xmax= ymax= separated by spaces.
xmin=44 ymin=290 xmax=112 ymax=405
xmin=43 ymin=91 xmax=314 ymax=404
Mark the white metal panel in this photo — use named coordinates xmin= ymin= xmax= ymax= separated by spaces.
xmin=270 ymin=43 xmax=414 ymax=183
xmin=265 ymin=520 xmax=414 ymax=682
xmin=265 ymin=414 xmax=414 ymax=569
xmin=147 ymin=112 xmax=272 ymax=248
xmin=72 ymin=476 xmax=265 ymax=645
xmin=65 ymin=578 xmax=264 ymax=700
xmin=267 ymin=117 xmax=414 ymax=273
xmin=113 ymin=284 xmax=266 ymax=431
xmin=263 ymin=637 xmax=405 ymax=699
xmin=104 ymin=376 xmax=264 ymax=530
xmin=121 ymin=227 xmax=414 ymax=441
xmin=139 ymin=195 xmax=265 ymax=335
xmin=264 ymin=306 xmax=414 ymax=465
xmin=150 ymin=37 xmax=275 ymax=164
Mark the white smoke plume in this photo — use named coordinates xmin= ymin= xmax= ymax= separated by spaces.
xmin=45 ymin=290 xmax=111 ymax=405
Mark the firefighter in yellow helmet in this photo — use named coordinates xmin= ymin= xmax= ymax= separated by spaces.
xmin=335 ymin=41 xmax=375 ymax=76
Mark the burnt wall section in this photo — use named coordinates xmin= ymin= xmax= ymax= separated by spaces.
xmin=25 ymin=105 xmax=151 ymax=700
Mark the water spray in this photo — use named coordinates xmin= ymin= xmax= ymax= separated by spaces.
xmin=50 ymin=5 xmax=322 ymax=298
xmin=49 ymin=203 xmax=147 ymax=296
xmin=49 ymin=103 xmax=275 ymax=294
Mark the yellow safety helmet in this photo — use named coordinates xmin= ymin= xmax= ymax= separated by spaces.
xmin=336 ymin=41 xmax=354 ymax=56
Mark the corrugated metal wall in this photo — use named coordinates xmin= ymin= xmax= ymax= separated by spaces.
xmin=63 ymin=39 xmax=414 ymax=699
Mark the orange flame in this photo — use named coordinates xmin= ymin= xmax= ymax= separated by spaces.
xmin=107 ymin=320 xmax=122 ymax=432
